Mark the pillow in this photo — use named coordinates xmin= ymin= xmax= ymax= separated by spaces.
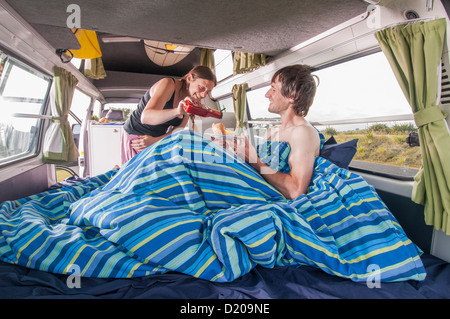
xmin=319 ymin=136 xmax=358 ymax=169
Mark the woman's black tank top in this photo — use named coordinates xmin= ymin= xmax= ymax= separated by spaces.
xmin=123 ymin=79 xmax=183 ymax=136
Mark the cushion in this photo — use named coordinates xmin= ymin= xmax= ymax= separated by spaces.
xmin=320 ymin=136 xmax=358 ymax=169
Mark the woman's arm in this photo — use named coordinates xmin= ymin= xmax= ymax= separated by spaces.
xmin=140 ymin=78 xmax=185 ymax=125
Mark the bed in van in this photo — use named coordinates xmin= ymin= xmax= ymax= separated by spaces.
xmin=0 ymin=0 xmax=449 ymax=301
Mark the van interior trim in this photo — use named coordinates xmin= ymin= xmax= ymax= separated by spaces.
xmin=11 ymin=113 xmax=53 ymax=120
xmin=0 ymin=0 xmax=105 ymax=103
xmin=355 ymin=171 xmax=414 ymax=198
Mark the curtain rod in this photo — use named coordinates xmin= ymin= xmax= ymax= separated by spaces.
xmin=378 ymin=16 xmax=436 ymax=32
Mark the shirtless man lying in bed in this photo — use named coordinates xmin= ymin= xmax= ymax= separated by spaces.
xmin=236 ymin=65 xmax=320 ymax=200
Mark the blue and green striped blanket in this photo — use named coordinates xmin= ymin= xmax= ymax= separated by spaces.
xmin=0 ymin=130 xmax=426 ymax=282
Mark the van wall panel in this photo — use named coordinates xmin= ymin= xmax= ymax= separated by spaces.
xmin=0 ymin=164 xmax=55 ymax=203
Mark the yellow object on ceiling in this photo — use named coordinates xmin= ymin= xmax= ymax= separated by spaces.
xmin=70 ymin=29 xmax=102 ymax=59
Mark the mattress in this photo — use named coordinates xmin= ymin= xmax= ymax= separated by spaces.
xmin=0 ymin=253 xmax=448 ymax=299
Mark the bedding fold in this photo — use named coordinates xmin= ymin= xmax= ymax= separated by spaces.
xmin=0 ymin=130 xmax=426 ymax=282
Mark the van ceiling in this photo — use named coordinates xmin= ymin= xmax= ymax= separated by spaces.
xmin=7 ymin=0 xmax=369 ymax=56
xmin=5 ymin=0 xmax=369 ymax=100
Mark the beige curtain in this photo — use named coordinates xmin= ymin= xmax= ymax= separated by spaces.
xmin=84 ymin=57 xmax=106 ymax=80
xmin=199 ymin=48 xmax=220 ymax=111
xmin=42 ymin=67 xmax=79 ymax=163
xmin=200 ymin=48 xmax=216 ymax=70
xmin=233 ymin=52 xmax=265 ymax=74
xmin=375 ymin=18 xmax=450 ymax=234
xmin=232 ymin=83 xmax=248 ymax=134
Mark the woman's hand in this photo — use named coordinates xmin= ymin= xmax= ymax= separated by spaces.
xmin=131 ymin=135 xmax=161 ymax=153
xmin=176 ymin=97 xmax=192 ymax=118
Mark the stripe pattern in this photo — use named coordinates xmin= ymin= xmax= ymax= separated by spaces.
xmin=0 ymin=130 xmax=426 ymax=282
xmin=257 ymin=140 xmax=291 ymax=173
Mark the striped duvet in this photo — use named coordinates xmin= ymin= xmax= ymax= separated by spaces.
xmin=0 ymin=130 xmax=426 ymax=282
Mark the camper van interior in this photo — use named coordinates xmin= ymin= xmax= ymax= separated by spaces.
xmin=1 ymin=0 xmax=450 ymax=300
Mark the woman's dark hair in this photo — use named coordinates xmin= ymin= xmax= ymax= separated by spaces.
xmin=271 ymin=64 xmax=318 ymax=116
xmin=181 ymin=66 xmax=217 ymax=93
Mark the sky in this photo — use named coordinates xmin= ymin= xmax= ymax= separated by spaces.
xmin=308 ymin=52 xmax=411 ymax=122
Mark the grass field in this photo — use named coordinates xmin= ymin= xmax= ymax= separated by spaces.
xmin=321 ymin=123 xmax=422 ymax=169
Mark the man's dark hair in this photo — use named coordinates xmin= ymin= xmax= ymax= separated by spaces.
xmin=271 ymin=65 xmax=318 ymax=116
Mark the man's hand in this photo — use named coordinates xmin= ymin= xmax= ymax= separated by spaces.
xmin=235 ymin=134 xmax=258 ymax=164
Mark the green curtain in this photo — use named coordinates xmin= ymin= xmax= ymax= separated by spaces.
xmin=200 ymin=48 xmax=216 ymax=70
xmin=375 ymin=18 xmax=450 ymax=234
xmin=42 ymin=67 xmax=79 ymax=163
xmin=84 ymin=57 xmax=106 ymax=80
xmin=233 ymin=52 xmax=265 ymax=75
xmin=232 ymin=83 xmax=248 ymax=134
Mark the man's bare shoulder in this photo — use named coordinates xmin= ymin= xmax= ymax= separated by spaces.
xmin=285 ymin=124 xmax=320 ymax=155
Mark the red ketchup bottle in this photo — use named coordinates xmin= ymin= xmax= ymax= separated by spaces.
xmin=183 ymin=100 xmax=223 ymax=119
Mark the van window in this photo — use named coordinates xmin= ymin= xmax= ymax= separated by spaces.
xmin=71 ymin=58 xmax=83 ymax=70
xmin=102 ymin=103 xmax=138 ymax=121
xmin=309 ymin=52 xmax=420 ymax=178
xmin=308 ymin=52 xmax=413 ymax=126
xmin=246 ymin=86 xmax=280 ymax=141
xmin=214 ymin=49 xmax=233 ymax=82
xmin=69 ymin=89 xmax=91 ymax=127
xmin=92 ymin=100 xmax=102 ymax=119
xmin=0 ymin=51 xmax=51 ymax=165
xmin=247 ymin=86 xmax=279 ymax=121
xmin=217 ymin=96 xmax=234 ymax=113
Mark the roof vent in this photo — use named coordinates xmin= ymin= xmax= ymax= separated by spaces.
xmin=404 ymin=10 xmax=420 ymax=20
xmin=143 ymin=40 xmax=194 ymax=67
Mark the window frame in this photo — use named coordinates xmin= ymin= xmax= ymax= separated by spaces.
xmin=0 ymin=52 xmax=52 ymax=168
